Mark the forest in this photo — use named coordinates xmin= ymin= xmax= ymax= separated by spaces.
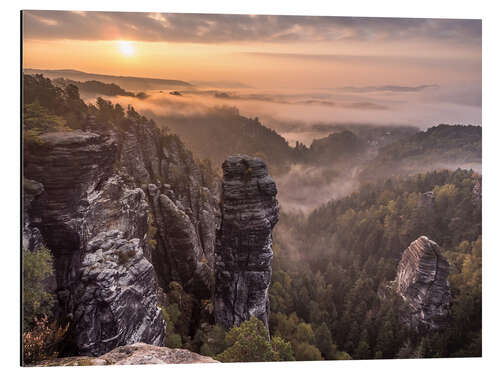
xmin=22 ymin=74 xmax=482 ymax=363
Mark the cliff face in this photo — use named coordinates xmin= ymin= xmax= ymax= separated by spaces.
xmin=115 ymin=124 xmax=220 ymax=297
xmin=23 ymin=122 xmax=220 ymax=356
xmin=24 ymin=131 xmax=164 ymax=355
xmin=394 ymin=236 xmax=451 ymax=331
xmin=214 ymin=155 xmax=279 ymax=331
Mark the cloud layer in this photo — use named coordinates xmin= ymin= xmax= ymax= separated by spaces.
xmin=23 ymin=11 xmax=481 ymax=45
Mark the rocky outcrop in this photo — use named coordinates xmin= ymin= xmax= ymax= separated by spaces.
xmin=23 ymin=178 xmax=45 ymax=252
xmin=146 ymin=184 xmax=214 ymax=298
xmin=74 ymin=230 xmax=164 ymax=356
xmin=116 ymin=124 xmax=220 ymax=297
xmin=36 ymin=343 xmax=218 ymax=366
xmin=394 ymin=236 xmax=451 ymax=331
xmin=24 ymin=131 xmax=165 ymax=355
xmin=214 ymin=155 xmax=279 ymax=332
xmin=472 ymin=179 xmax=482 ymax=208
xmin=23 ymin=123 xmax=221 ymax=356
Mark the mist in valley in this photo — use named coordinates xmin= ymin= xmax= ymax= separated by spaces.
xmin=73 ymin=80 xmax=482 ymax=216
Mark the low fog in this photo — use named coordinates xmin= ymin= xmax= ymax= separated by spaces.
xmin=84 ymin=82 xmax=480 ymax=147
xmin=275 ymin=164 xmax=363 ymax=214
xmin=77 ymin=82 xmax=481 ymax=214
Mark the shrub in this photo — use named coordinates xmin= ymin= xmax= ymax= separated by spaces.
xmin=197 ymin=324 xmax=227 ymax=357
xmin=23 ymin=101 xmax=70 ymax=144
xmin=215 ymin=317 xmax=294 ymax=362
xmin=23 ymin=314 xmax=69 ymax=365
xmin=161 ymin=305 xmax=183 ymax=349
xmin=294 ymin=342 xmax=323 ymax=361
xmin=271 ymin=336 xmax=295 ymax=361
xmin=23 ymin=247 xmax=55 ymax=329
xmin=216 ymin=317 xmax=277 ymax=362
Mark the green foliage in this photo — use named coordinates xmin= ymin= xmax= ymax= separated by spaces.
xmin=296 ymin=322 xmax=315 ymax=345
xmin=161 ymin=305 xmax=182 ymax=349
xmin=269 ymin=169 xmax=481 ymax=360
xmin=307 ymin=130 xmax=366 ymax=164
xmin=24 ymin=101 xmax=69 ymax=132
xmin=24 ymin=74 xmax=87 ymax=130
xmin=159 ymin=281 xmax=198 ymax=350
xmin=153 ymin=108 xmax=294 ymax=175
xmin=166 ymin=333 xmax=183 ymax=348
xmin=216 ymin=317 xmax=293 ymax=362
xmin=53 ymin=77 xmax=137 ymax=97
xmin=315 ymin=323 xmax=335 ymax=359
xmin=271 ymin=336 xmax=295 ymax=361
xmin=196 ymin=324 xmax=228 ymax=357
xmin=294 ymin=342 xmax=323 ymax=361
xmin=23 ymin=102 xmax=70 ymax=144
xmin=362 ymin=125 xmax=481 ymax=182
xmin=23 ymin=247 xmax=56 ymax=330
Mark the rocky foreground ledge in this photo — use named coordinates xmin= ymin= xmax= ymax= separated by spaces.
xmin=35 ymin=343 xmax=218 ymax=366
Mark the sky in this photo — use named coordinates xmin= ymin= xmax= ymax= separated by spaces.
xmin=22 ymin=11 xmax=482 ymax=139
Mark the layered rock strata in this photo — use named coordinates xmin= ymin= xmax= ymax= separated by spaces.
xmin=24 ymin=121 xmax=221 ymax=356
xmin=116 ymin=123 xmax=220 ymax=296
xmin=214 ymin=155 xmax=279 ymax=332
xmin=395 ymin=236 xmax=451 ymax=331
xmin=24 ymin=131 xmax=165 ymax=355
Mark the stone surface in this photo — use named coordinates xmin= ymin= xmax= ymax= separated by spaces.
xmin=74 ymin=230 xmax=165 ymax=356
xmin=23 ymin=121 xmax=221 ymax=357
xmin=116 ymin=123 xmax=220 ymax=297
xmin=147 ymin=184 xmax=214 ymax=298
xmin=24 ymin=131 xmax=165 ymax=356
xmin=36 ymin=342 xmax=218 ymax=366
xmin=394 ymin=236 xmax=451 ymax=331
xmin=23 ymin=178 xmax=45 ymax=252
xmin=215 ymin=155 xmax=279 ymax=332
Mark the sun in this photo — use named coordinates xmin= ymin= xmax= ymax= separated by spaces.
xmin=118 ymin=40 xmax=135 ymax=56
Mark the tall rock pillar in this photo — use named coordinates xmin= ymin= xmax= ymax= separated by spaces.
xmin=214 ymin=155 xmax=279 ymax=332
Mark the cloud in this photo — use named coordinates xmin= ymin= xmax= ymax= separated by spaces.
xmin=22 ymin=11 xmax=481 ymax=45
xmin=344 ymin=102 xmax=388 ymax=110
xmin=338 ymin=84 xmax=439 ymax=93
xmin=181 ymin=89 xmax=388 ymax=109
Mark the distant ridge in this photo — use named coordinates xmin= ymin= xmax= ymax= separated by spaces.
xmin=23 ymin=68 xmax=192 ymax=91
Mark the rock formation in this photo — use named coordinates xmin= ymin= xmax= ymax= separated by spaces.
xmin=115 ymin=123 xmax=220 ymax=297
xmin=23 ymin=123 xmax=220 ymax=356
xmin=24 ymin=131 xmax=165 ymax=355
xmin=23 ymin=178 xmax=45 ymax=252
xmin=36 ymin=343 xmax=218 ymax=366
xmin=394 ymin=236 xmax=451 ymax=331
xmin=214 ymin=155 xmax=279 ymax=332
xmin=472 ymin=179 xmax=482 ymax=208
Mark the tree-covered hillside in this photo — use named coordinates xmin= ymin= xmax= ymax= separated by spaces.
xmin=271 ymin=169 xmax=482 ymax=359
xmin=53 ymin=78 xmax=148 ymax=99
xmin=22 ymin=74 xmax=482 ymax=363
xmin=155 ymin=109 xmax=296 ymax=175
xmin=361 ymin=125 xmax=482 ymax=182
